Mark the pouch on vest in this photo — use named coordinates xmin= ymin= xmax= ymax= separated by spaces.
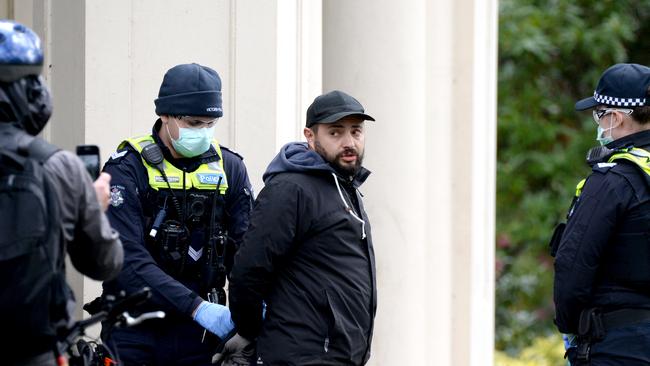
xmin=578 ymin=307 xmax=606 ymax=341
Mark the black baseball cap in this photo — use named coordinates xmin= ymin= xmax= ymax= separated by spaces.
xmin=575 ymin=63 xmax=650 ymax=111
xmin=306 ymin=90 xmax=375 ymax=127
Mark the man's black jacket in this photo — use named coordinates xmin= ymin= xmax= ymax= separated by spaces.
xmin=229 ymin=142 xmax=377 ymax=366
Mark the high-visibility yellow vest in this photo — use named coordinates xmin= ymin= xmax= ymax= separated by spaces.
xmin=119 ymin=135 xmax=228 ymax=194
xmin=608 ymin=147 xmax=650 ymax=176
xmin=574 ymin=147 xmax=650 ymax=198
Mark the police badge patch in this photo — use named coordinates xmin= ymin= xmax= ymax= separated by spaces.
xmin=110 ymin=186 xmax=125 ymax=207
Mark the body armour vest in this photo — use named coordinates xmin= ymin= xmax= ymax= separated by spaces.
xmin=120 ymin=135 xmax=230 ymax=299
xmin=574 ymin=147 xmax=650 ymax=290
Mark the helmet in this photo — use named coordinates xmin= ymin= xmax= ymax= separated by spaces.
xmin=0 ymin=20 xmax=44 ymax=82
xmin=0 ymin=20 xmax=50 ymax=135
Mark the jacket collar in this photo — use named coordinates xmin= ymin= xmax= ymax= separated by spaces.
xmin=608 ymin=129 xmax=650 ymax=150
xmin=352 ymin=167 xmax=371 ymax=188
xmin=331 ymin=165 xmax=371 ymax=189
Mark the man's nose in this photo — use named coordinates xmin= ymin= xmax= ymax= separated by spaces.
xmin=341 ymin=131 xmax=355 ymax=147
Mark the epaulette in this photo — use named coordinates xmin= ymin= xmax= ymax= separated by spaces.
xmin=220 ymin=145 xmax=244 ymax=160
xmin=592 ymin=162 xmax=617 ymax=173
xmin=107 ymin=147 xmax=135 ymax=163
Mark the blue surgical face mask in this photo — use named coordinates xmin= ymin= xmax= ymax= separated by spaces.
xmin=167 ymin=120 xmax=215 ymax=157
xmin=596 ymin=126 xmax=614 ymax=146
xmin=596 ymin=115 xmax=615 ymax=146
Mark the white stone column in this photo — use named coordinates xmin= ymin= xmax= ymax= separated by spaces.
xmin=0 ymin=0 xmax=11 ymax=18
xmin=231 ymin=0 xmax=321 ymax=192
xmin=323 ymin=0 xmax=497 ymax=364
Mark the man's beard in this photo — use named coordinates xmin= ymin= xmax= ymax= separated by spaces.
xmin=314 ymin=141 xmax=364 ymax=177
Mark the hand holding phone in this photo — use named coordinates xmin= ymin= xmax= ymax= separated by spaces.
xmin=93 ymin=172 xmax=112 ymax=212
xmin=76 ymin=145 xmax=110 ymax=210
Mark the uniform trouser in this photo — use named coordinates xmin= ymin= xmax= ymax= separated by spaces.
xmin=103 ymin=317 xmax=220 ymax=366
xmin=567 ymin=321 xmax=650 ymax=365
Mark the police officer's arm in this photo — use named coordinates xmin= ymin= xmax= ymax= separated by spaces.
xmin=222 ymin=150 xmax=253 ymax=266
xmin=103 ymin=152 xmax=203 ymax=317
xmin=228 ymin=179 xmax=311 ymax=340
xmin=553 ymin=170 xmax=633 ymax=333
xmin=43 ymin=150 xmax=123 ymax=281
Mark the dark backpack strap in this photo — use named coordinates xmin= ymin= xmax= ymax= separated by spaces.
xmin=16 ymin=134 xmax=64 ymax=267
xmin=27 ymin=137 xmax=71 ymax=332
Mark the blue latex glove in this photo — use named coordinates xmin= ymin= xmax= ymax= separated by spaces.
xmin=563 ymin=333 xmax=577 ymax=349
xmin=193 ymin=301 xmax=234 ymax=339
xmin=562 ymin=334 xmax=570 ymax=350
xmin=563 ymin=333 xmax=577 ymax=366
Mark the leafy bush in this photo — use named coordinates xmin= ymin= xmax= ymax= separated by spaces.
xmin=496 ymin=0 xmax=650 ymax=353
xmin=494 ymin=335 xmax=565 ymax=366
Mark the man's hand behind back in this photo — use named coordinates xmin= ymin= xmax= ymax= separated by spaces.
xmin=212 ymin=333 xmax=255 ymax=365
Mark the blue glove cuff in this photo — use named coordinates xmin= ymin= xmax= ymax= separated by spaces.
xmin=193 ymin=301 xmax=210 ymax=320
xmin=193 ymin=301 xmax=235 ymax=339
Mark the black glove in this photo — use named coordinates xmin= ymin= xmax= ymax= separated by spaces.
xmin=212 ymin=333 xmax=256 ymax=365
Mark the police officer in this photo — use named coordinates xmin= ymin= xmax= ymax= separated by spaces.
xmin=0 ymin=20 xmax=123 ymax=366
xmin=553 ymin=63 xmax=650 ymax=365
xmin=101 ymin=63 xmax=253 ymax=365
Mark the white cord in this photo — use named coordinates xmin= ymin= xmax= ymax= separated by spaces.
xmin=332 ymin=173 xmax=366 ymax=239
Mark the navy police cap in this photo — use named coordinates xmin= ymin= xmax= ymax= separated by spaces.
xmin=155 ymin=63 xmax=223 ymax=118
xmin=575 ymin=63 xmax=650 ymax=111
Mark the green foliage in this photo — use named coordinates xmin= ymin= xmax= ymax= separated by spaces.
xmin=496 ymin=0 xmax=650 ymax=353
xmin=495 ymin=334 xmax=565 ymax=366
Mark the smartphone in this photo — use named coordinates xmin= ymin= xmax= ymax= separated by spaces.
xmin=76 ymin=144 xmax=101 ymax=180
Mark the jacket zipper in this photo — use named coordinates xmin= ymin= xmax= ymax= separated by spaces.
xmin=332 ymin=173 xmax=375 ymax=360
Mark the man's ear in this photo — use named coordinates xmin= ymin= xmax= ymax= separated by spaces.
xmin=304 ymin=127 xmax=315 ymax=149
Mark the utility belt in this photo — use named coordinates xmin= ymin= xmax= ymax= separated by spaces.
xmin=573 ymin=307 xmax=650 ymax=363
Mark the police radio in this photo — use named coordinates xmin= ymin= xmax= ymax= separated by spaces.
xmin=141 ymin=143 xmax=183 ymax=220
xmin=586 ymin=145 xmax=615 ymax=166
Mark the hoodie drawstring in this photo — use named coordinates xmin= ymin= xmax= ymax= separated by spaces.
xmin=332 ymin=173 xmax=366 ymax=240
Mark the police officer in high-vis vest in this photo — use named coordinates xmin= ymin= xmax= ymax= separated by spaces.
xmin=101 ymin=63 xmax=253 ymax=365
xmin=552 ymin=63 xmax=650 ymax=365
